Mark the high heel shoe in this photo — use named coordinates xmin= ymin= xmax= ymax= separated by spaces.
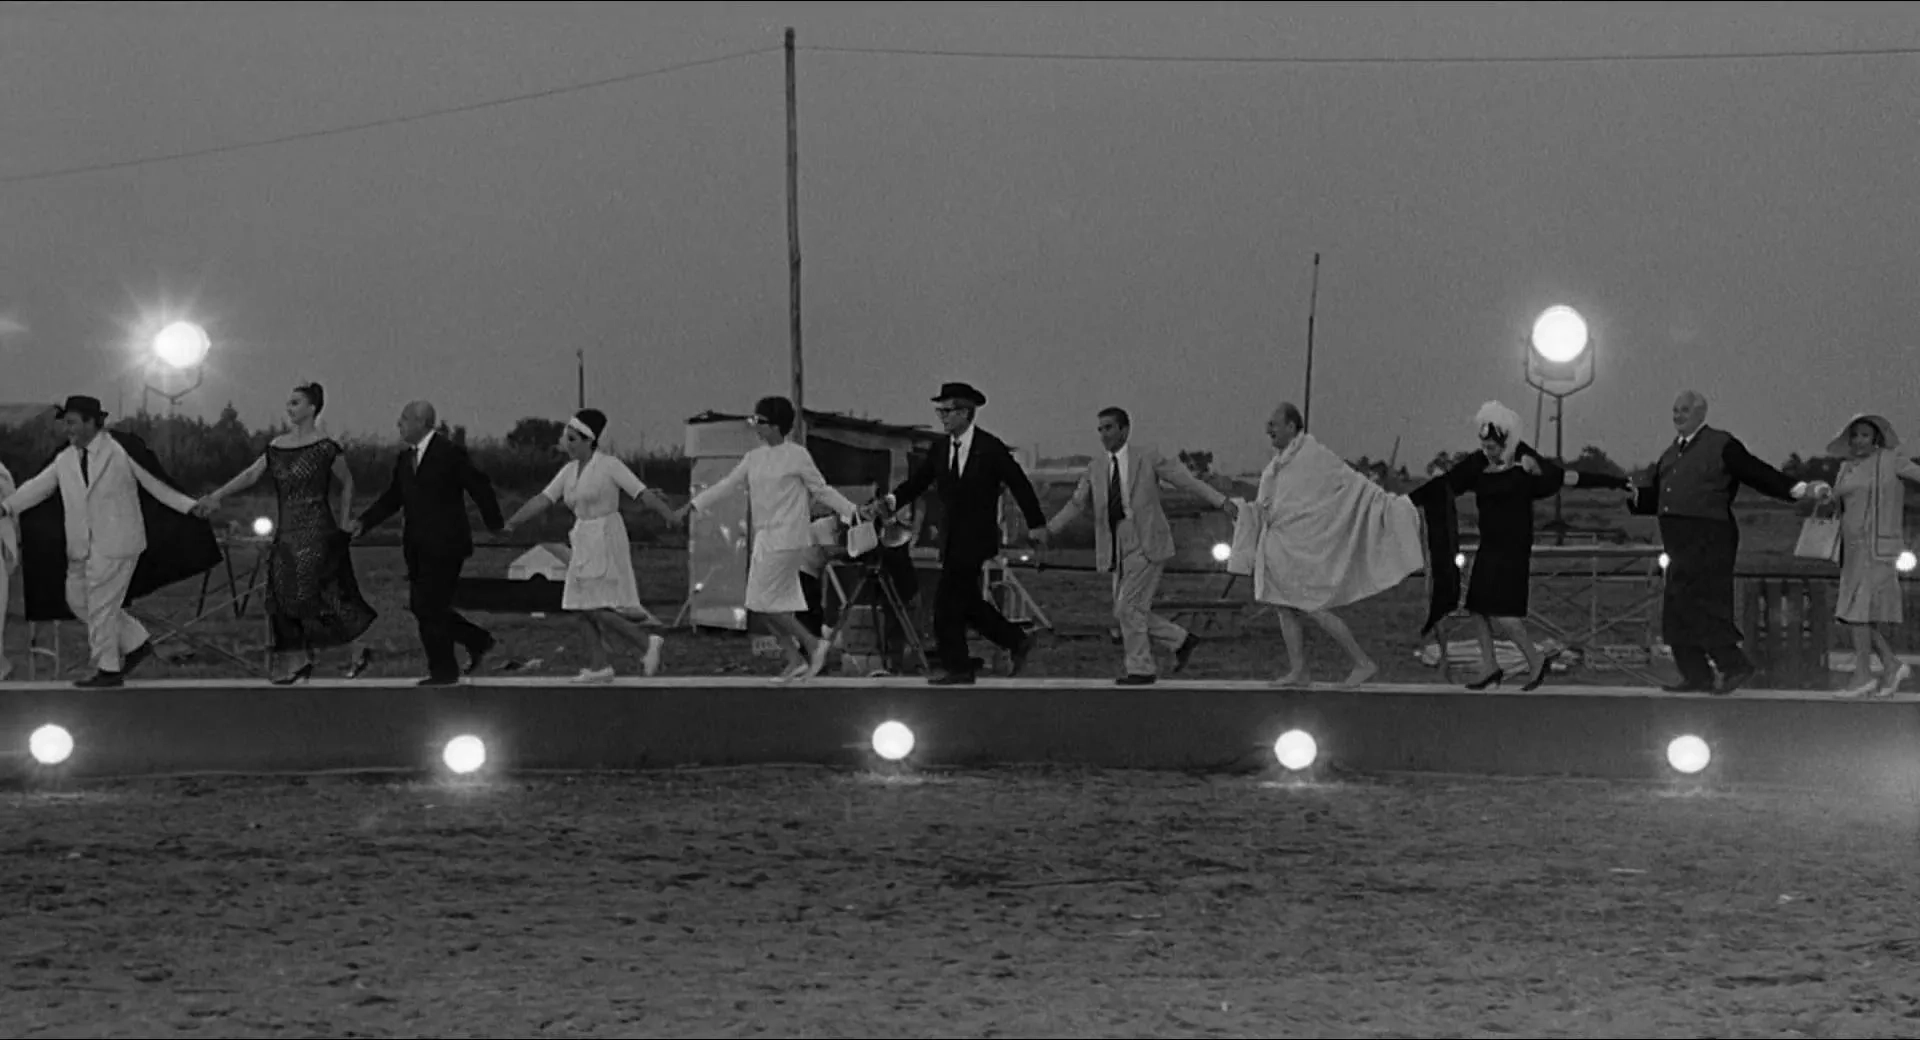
xmin=272 ymin=662 xmax=314 ymax=686
xmin=344 ymin=647 xmax=373 ymax=679
xmin=1520 ymin=650 xmax=1562 ymax=692
xmin=1465 ymin=668 xmax=1505 ymax=691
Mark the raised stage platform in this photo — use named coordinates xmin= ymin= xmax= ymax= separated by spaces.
xmin=3 ymin=677 xmax=1917 ymax=795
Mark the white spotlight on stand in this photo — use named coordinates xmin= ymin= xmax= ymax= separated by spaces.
xmin=1211 ymin=542 xmax=1231 ymax=564
xmin=1274 ymin=729 xmax=1318 ymax=772
xmin=252 ymin=516 xmax=274 ymax=538
xmin=153 ymin=321 xmax=211 ymax=370
xmin=442 ymin=735 xmax=487 ymax=775
xmin=870 ymin=721 xmax=915 ymax=762
xmin=1898 ymin=550 xmax=1916 ymax=575
xmin=1659 ymin=553 xmax=1671 ymax=571
xmin=1524 ymin=304 xmax=1596 ymax=546
xmin=1666 ymin=735 xmax=1711 ymax=775
xmin=29 ymin=724 xmax=74 ymax=766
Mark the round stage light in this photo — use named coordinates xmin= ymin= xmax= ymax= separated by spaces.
xmin=1530 ymin=306 xmax=1589 ymax=364
xmin=1667 ymin=735 xmax=1711 ymax=775
xmin=442 ymin=735 xmax=487 ymax=775
xmin=153 ymin=321 xmax=210 ymax=370
xmin=1211 ymin=542 xmax=1231 ymax=564
xmin=29 ymin=725 xmax=73 ymax=766
xmin=1454 ymin=552 xmax=1467 ymax=569
xmin=1898 ymin=550 xmax=1916 ymax=575
xmin=1274 ymin=729 xmax=1318 ymax=772
xmin=252 ymin=516 xmax=274 ymax=537
xmin=871 ymin=721 xmax=915 ymax=762
xmin=1658 ymin=553 xmax=1671 ymax=571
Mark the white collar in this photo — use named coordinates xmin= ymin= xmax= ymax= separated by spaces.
xmin=414 ymin=430 xmax=435 ymax=455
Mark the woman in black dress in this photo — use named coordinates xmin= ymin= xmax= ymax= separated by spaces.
xmin=1438 ymin=401 xmax=1627 ymax=690
xmin=197 ymin=383 xmax=378 ymax=683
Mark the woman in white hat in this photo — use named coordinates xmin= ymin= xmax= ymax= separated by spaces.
xmin=1826 ymin=414 xmax=1920 ymax=696
xmin=502 ymin=409 xmax=677 ymax=682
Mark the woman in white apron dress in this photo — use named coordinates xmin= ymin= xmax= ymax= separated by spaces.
xmin=676 ymin=396 xmax=859 ymax=682
xmin=502 ymin=410 xmax=679 ymax=682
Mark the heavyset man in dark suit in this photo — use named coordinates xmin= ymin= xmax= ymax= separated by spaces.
xmin=351 ymin=400 xmax=505 ymax=686
xmin=1627 ymin=390 xmax=1826 ymax=695
xmin=873 ymin=382 xmax=1046 ymax=685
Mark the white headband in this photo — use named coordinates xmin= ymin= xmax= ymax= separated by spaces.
xmin=566 ymin=416 xmax=597 ymax=441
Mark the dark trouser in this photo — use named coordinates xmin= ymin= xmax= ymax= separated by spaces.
xmin=934 ymin=555 xmax=1024 ymax=674
xmin=407 ymin=550 xmax=492 ymax=679
xmin=1659 ymin=516 xmax=1751 ymax=686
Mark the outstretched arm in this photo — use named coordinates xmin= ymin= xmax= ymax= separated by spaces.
xmin=452 ymin=445 xmax=505 ymax=532
xmin=998 ymin=446 xmax=1046 ymax=530
xmin=1723 ymin=436 xmax=1807 ymax=502
xmin=0 ymin=462 xmax=60 ymax=517
xmin=130 ymin=459 xmax=198 ymax=514
xmin=354 ymin=453 xmax=406 ymax=535
xmin=1152 ymin=449 xmax=1233 ymax=513
xmin=885 ymin=450 xmax=940 ymax=515
xmin=1045 ymin=467 xmax=1094 ymax=537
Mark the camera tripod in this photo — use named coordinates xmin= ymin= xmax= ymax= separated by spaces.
xmin=824 ymin=556 xmax=930 ymax=676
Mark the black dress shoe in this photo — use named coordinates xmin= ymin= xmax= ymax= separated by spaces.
xmin=1663 ymin=680 xmax=1714 ymax=693
xmin=1172 ymin=634 xmax=1200 ymax=673
xmin=121 ymin=641 xmax=155 ymax=676
xmin=1714 ymin=666 xmax=1755 ymax=696
xmin=926 ymin=671 xmax=976 ymax=686
xmin=1008 ymin=633 xmax=1034 ymax=678
xmin=1115 ymin=674 xmax=1157 ymax=686
xmin=466 ymin=637 xmax=496 ymax=675
xmin=416 ymin=674 xmax=461 ymax=687
xmin=74 ymin=671 xmax=124 ymax=688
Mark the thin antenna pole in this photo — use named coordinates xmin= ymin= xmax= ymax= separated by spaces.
xmin=1302 ymin=253 xmax=1320 ymax=431
xmin=786 ymin=27 xmax=804 ymax=443
xmin=576 ymin=349 xmax=585 ymax=410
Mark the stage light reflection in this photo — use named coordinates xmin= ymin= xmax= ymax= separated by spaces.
xmin=443 ymin=735 xmax=487 ymax=775
xmin=1659 ymin=553 xmax=1671 ymax=571
xmin=29 ymin=725 xmax=73 ymax=766
xmin=1274 ymin=729 xmax=1318 ymax=771
xmin=871 ymin=721 xmax=915 ymax=761
xmin=252 ymin=516 xmax=274 ymax=537
xmin=1454 ymin=553 xmax=1467 ymax=568
xmin=1667 ymin=735 xmax=1711 ymax=775
xmin=1898 ymin=550 xmax=1916 ymax=575
xmin=1211 ymin=542 xmax=1230 ymax=563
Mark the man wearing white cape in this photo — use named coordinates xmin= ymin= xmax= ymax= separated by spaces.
xmin=1243 ymin=402 xmax=1426 ymax=687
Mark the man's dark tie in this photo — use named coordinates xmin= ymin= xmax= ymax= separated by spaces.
xmin=79 ymin=447 xmax=89 ymax=486
xmin=949 ymin=438 xmax=961 ymax=474
xmin=1107 ymin=453 xmax=1125 ymax=567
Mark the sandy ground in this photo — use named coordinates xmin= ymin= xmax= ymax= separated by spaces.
xmin=6 ymin=768 xmax=1920 ymax=1038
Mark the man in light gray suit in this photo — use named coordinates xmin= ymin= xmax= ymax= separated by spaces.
xmin=0 ymin=395 xmax=198 ymax=687
xmin=1035 ymin=407 xmax=1239 ymax=684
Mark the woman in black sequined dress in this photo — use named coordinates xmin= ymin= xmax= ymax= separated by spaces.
xmin=198 ymin=384 xmax=377 ymax=683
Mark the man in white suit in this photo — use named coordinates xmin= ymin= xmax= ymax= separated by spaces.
xmin=0 ymin=395 xmax=198 ymax=687
xmin=1034 ymin=407 xmax=1238 ymax=684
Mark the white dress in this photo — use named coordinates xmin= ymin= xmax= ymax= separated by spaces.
xmin=690 ymin=442 xmax=857 ymax=614
xmin=541 ymin=453 xmax=647 ymax=614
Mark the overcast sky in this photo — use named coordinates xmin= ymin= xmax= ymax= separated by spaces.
xmin=2 ymin=1 xmax=1916 ymax=473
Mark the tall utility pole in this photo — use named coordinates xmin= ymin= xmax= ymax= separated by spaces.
xmin=785 ymin=27 xmax=805 ymax=444
xmin=576 ymin=349 xmax=585 ymax=410
xmin=1302 ymin=252 xmax=1320 ymax=431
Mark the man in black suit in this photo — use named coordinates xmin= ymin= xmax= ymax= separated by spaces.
xmin=350 ymin=400 xmax=505 ymax=686
xmin=874 ymin=382 xmax=1046 ymax=685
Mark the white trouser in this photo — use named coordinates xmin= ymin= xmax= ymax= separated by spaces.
xmin=1112 ymin=546 xmax=1188 ymax=677
xmin=65 ymin=555 xmax=148 ymax=674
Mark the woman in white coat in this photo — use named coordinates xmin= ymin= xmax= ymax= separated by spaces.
xmin=676 ymin=396 xmax=859 ymax=682
xmin=502 ymin=409 xmax=678 ymax=682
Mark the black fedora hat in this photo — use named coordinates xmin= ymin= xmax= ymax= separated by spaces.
xmin=931 ymin=382 xmax=987 ymax=408
xmin=54 ymin=394 xmax=107 ymax=421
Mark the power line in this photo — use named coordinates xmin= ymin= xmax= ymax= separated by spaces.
xmin=803 ymin=41 xmax=1920 ymax=66
xmin=0 ymin=44 xmax=780 ymax=186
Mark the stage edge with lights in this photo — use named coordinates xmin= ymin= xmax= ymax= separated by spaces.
xmin=3 ymin=678 xmax=1919 ymax=795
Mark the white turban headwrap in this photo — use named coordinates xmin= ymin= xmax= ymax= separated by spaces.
xmin=1474 ymin=401 xmax=1522 ymax=443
